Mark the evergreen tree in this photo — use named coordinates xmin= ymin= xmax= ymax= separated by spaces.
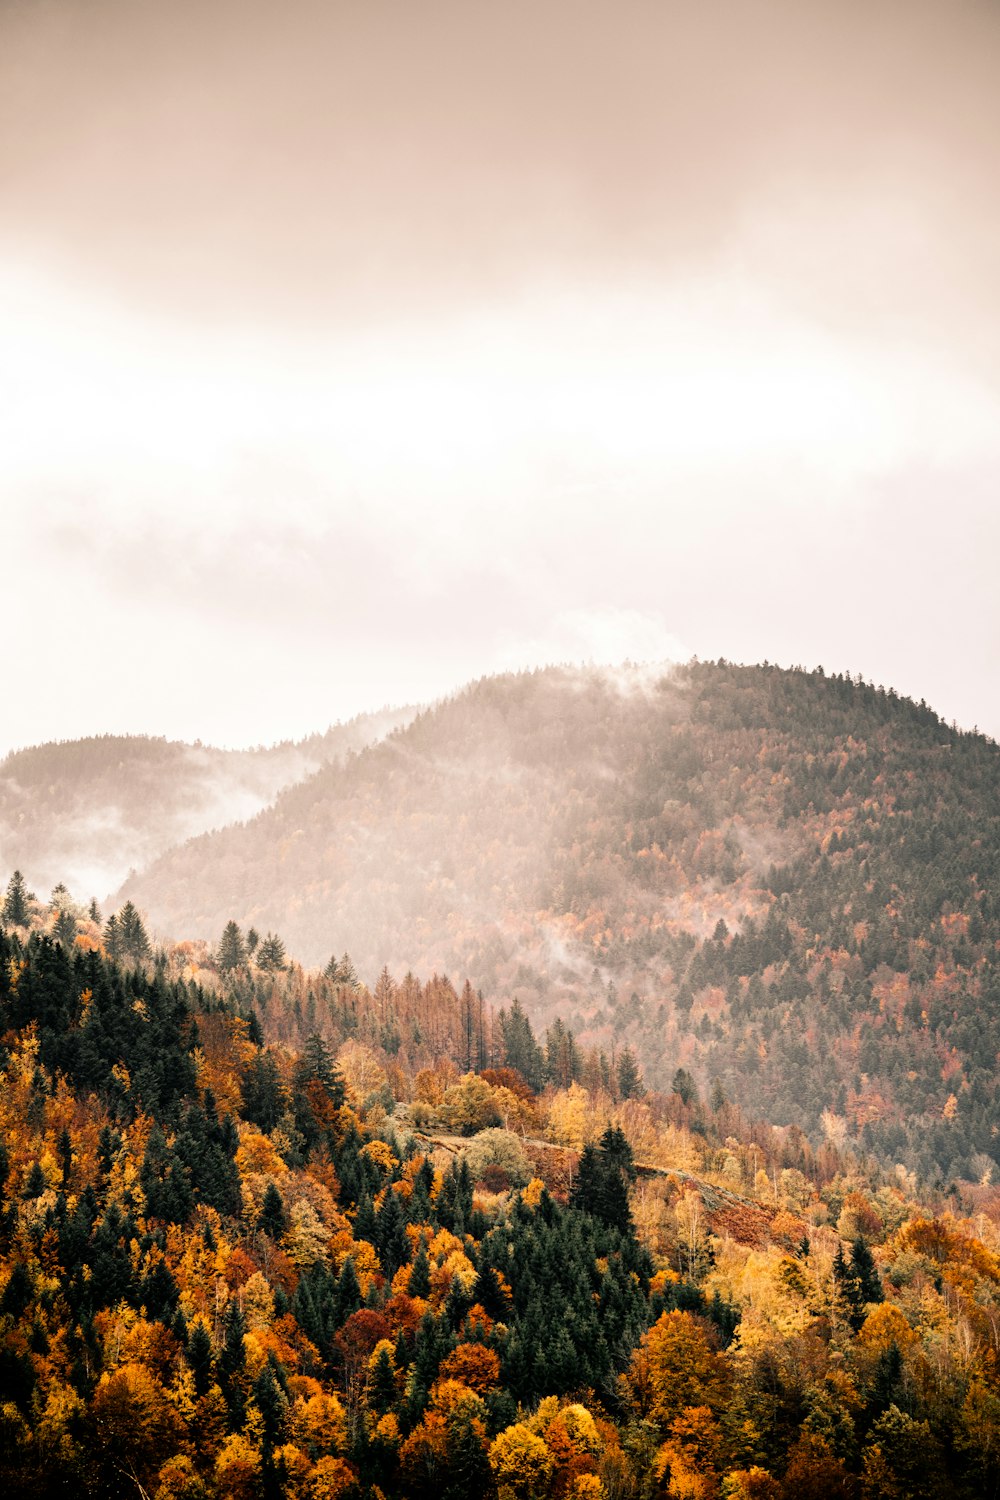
xmin=22 ymin=1162 xmax=47 ymax=1198
xmin=53 ymin=908 xmax=77 ymax=948
xmin=409 ymin=1239 xmax=432 ymax=1299
xmin=325 ymin=951 xmax=359 ymax=987
xmin=242 ymin=1050 xmax=286 ymax=1133
xmin=2 ymin=870 xmax=29 ymax=927
xmin=851 ymin=1234 xmax=883 ymax=1306
xmin=616 ymin=1045 xmax=644 ymax=1100
xmin=116 ymin=902 xmax=151 ymax=963
xmin=333 ymin=1257 xmax=362 ymax=1323
xmin=375 ymin=1186 xmax=410 ymax=1279
xmin=102 ymin=912 xmax=121 ymax=960
xmin=217 ymin=920 xmax=247 ymax=972
xmin=259 ymin=1183 xmax=287 ymax=1239
xmin=257 ymin=932 xmax=287 ymax=971
xmin=571 ymin=1129 xmax=635 ymax=1235
xmin=58 ymin=1126 xmax=73 ymax=1188
xmin=368 ymin=1343 xmax=397 ymax=1414
xmin=186 ymin=1320 xmax=214 ymax=1397
xmin=498 ymin=997 xmax=546 ymax=1091
xmin=672 ymin=1067 xmax=699 ymax=1106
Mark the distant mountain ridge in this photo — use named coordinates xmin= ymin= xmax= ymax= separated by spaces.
xmin=0 ymin=705 xmax=416 ymax=901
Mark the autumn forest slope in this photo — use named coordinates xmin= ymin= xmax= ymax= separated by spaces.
xmin=112 ymin=661 xmax=1000 ymax=1177
xmin=0 ymin=705 xmax=416 ymax=901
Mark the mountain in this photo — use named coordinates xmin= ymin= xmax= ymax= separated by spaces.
xmin=115 ymin=660 xmax=1000 ymax=1176
xmin=0 ymin=705 xmax=416 ymax=903
xmin=5 ymin=665 xmax=1000 ymax=1497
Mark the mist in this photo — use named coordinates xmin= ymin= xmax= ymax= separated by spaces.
xmin=2 ymin=0 xmax=998 ymax=748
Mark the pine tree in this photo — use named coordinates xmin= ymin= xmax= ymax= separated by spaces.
xmin=259 ymin=1183 xmax=287 ymax=1239
xmin=325 ymin=951 xmax=358 ymax=987
xmin=333 ymin=1257 xmax=362 ymax=1323
xmin=185 ymin=1319 xmax=216 ymax=1394
xmin=2 ymin=870 xmax=29 ymax=927
xmin=409 ymin=1239 xmax=432 ymax=1299
xmin=499 ymin=997 xmax=546 ymax=1091
xmin=22 ymin=1162 xmax=47 ymax=1198
xmin=53 ymin=908 xmax=77 ymax=948
xmin=571 ymin=1129 xmax=635 ymax=1235
xmin=116 ymin=902 xmax=151 ymax=963
xmin=242 ymin=1050 xmax=286 ymax=1132
xmin=218 ymin=920 xmax=247 ymax=972
xmin=49 ymin=882 xmax=70 ymax=911
xmin=103 ymin=912 xmax=121 ymax=960
xmin=616 ymin=1046 xmax=644 ymax=1100
xmin=294 ymin=1033 xmax=346 ymax=1113
xmin=257 ymin=932 xmax=287 ymax=971
xmin=672 ymin=1067 xmax=698 ymax=1106
xmin=375 ymin=1187 xmax=410 ymax=1279
xmin=368 ymin=1343 xmax=397 ymax=1414
xmin=851 ymin=1234 xmax=883 ymax=1307
xmin=58 ymin=1127 xmax=73 ymax=1188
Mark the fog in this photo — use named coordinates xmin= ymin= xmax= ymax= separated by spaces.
xmin=2 ymin=0 xmax=998 ymax=750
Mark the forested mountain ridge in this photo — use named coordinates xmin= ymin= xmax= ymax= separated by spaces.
xmin=113 ymin=661 xmax=1000 ymax=1180
xmin=0 ymin=706 xmax=416 ymax=902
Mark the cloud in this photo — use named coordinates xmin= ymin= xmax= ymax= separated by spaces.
xmin=495 ymin=609 xmax=688 ymax=675
xmin=2 ymin=0 xmax=999 ymax=750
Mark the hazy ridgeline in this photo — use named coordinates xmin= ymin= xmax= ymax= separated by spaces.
xmin=6 ymin=660 xmax=1000 ymax=1183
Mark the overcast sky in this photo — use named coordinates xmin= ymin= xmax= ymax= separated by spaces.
xmin=2 ymin=0 xmax=999 ymax=755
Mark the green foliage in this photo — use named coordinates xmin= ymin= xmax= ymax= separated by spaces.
xmin=256 ymin=932 xmax=286 ymax=971
xmin=217 ymin=920 xmax=247 ymax=972
xmin=2 ymin=869 xmax=29 ymax=927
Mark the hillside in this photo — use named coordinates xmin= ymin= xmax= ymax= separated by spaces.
xmin=3 ymin=922 xmax=1000 ymax=1498
xmin=115 ymin=661 xmax=1000 ymax=1179
xmin=0 ymin=706 xmax=416 ymax=902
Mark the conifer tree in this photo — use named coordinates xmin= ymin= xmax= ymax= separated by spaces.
xmin=242 ymin=1050 xmax=286 ymax=1133
xmin=53 ymin=908 xmax=77 ymax=948
xmin=617 ymin=1045 xmax=644 ymax=1100
xmin=218 ymin=920 xmax=247 ymax=972
xmin=375 ymin=1186 xmax=410 ymax=1278
xmin=186 ymin=1320 xmax=214 ymax=1398
xmin=409 ymin=1239 xmax=432 ymax=1299
xmin=257 ymin=932 xmax=287 ymax=971
xmin=499 ymin=997 xmax=546 ymax=1091
xmin=115 ymin=901 xmax=151 ymax=963
xmin=672 ymin=1067 xmax=699 ymax=1106
xmin=369 ymin=1343 xmax=397 ymax=1415
xmin=259 ymin=1183 xmax=287 ymax=1239
xmin=333 ymin=1257 xmax=362 ymax=1324
xmin=2 ymin=870 xmax=29 ymax=927
xmin=102 ymin=912 xmax=121 ymax=960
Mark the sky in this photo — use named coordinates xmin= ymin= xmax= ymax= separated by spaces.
xmin=2 ymin=0 xmax=999 ymax=755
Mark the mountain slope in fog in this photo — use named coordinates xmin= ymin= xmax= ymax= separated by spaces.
xmin=115 ymin=659 xmax=1000 ymax=984
xmin=0 ymin=705 xmax=415 ymax=901
xmin=116 ymin=661 xmax=1000 ymax=1169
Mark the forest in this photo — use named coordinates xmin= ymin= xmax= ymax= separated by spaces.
xmin=3 ymin=662 xmax=1000 ymax=1496
xmin=102 ymin=662 xmax=1000 ymax=1183
xmin=2 ymin=884 xmax=1000 ymax=1499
